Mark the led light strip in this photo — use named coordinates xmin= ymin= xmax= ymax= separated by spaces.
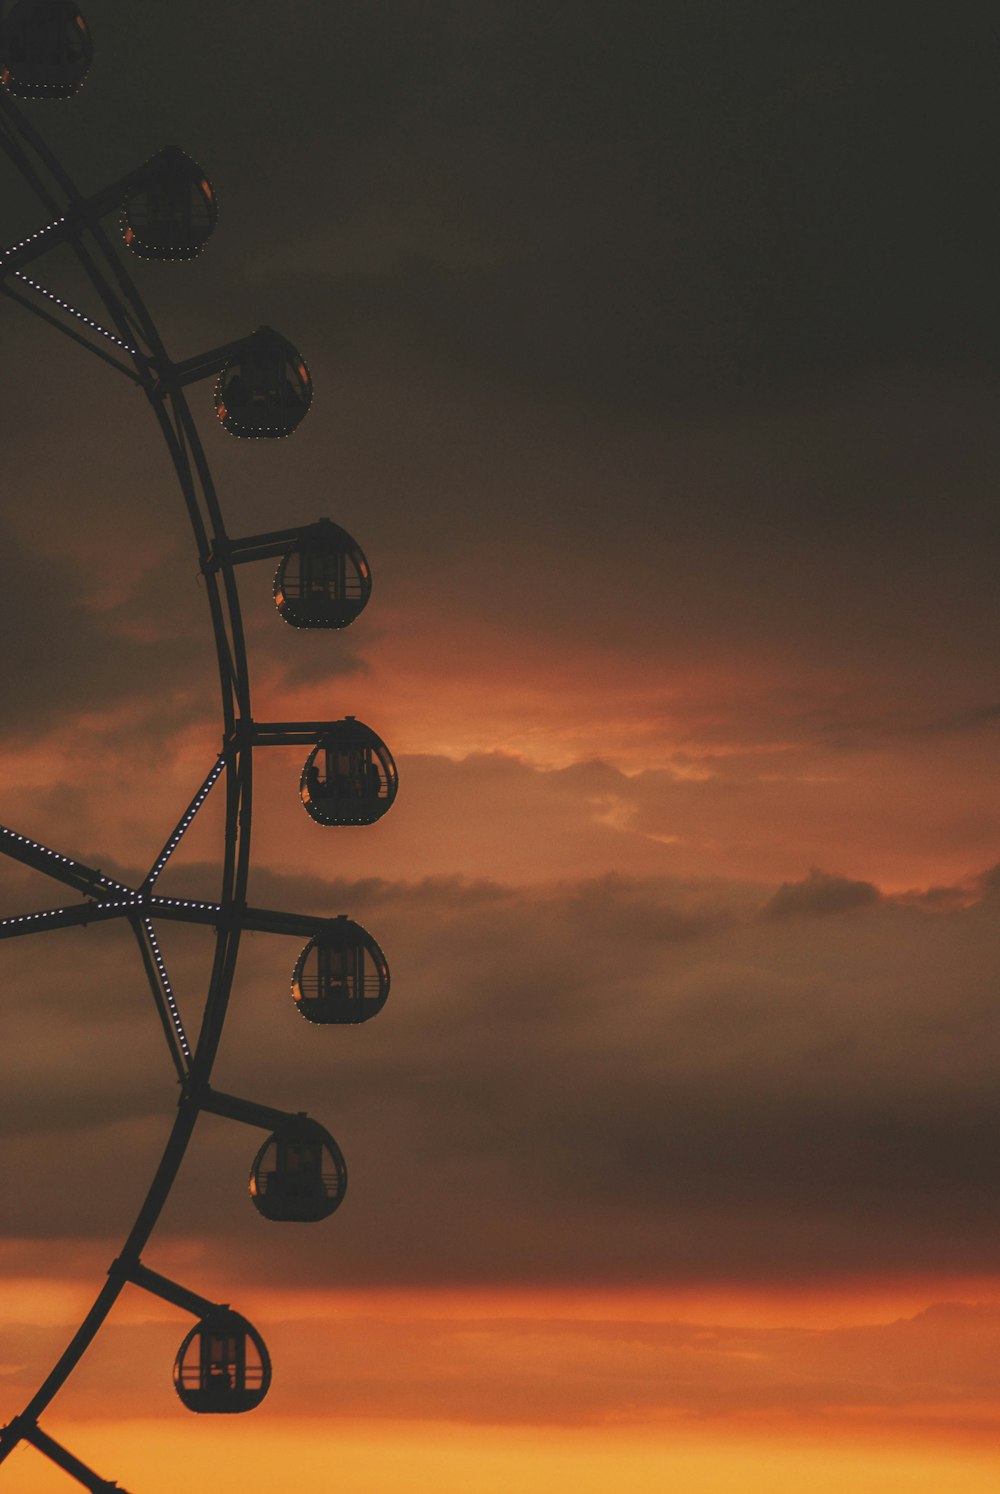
xmin=143 ymin=917 xmax=191 ymax=1060
xmin=0 ymin=907 xmax=74 ymax=929
xmin=0 ymin=213 xmax=67 ymax=266
xmin=0 ymin=213 xmax=67 ymax=265
xmin=145 ymin=755 xmax=225 ymax=887
xmin=0 ymin=824 xmax=133 ymax=895
xmin=12 ymin=269 xmax=137 ymax=352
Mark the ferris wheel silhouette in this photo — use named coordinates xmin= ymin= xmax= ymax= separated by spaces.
xmin=0 ymin=6 xmax=396 ymax=1489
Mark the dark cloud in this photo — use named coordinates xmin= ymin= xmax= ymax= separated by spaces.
xmin=9 ymin=22 xmax=1000 ymax=791
xmin=976 ymin=863 xmax=1000 ymax=895
xmin=764 ymin=867 xmax=880 ymax=918
xmin=0 ymin=519 xmax=202 ymax=741
xmin=6 ymin=13 xmax=1000 ymax=1470
xmin=15 ymin=0 xmax=999 ymax=420
xmin=4 ymin=866 xmax=1000 ymax=1287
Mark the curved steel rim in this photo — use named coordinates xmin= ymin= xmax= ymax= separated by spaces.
xmin=0 ymin=84 xmax=260 ymax=1468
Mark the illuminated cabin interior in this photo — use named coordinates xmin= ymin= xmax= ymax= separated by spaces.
xmin=274 ymin=519 xmax=372 ymax=629
xmin=292 ymin=919 xmax=390 ymax=1025
xmin=300 ymin=717 xmax=398 ymax=827
xmin=173 ymin=1310 xmax=270 ymax=1414
xmin=1 ymin=0 xmax=92 ymax=98
xmin=249 ymin=1116 xmax=347 ymax=1222
xmin=122 ymin=145 xmax=217 ymax=260
xmin=214 ymin=326 xmax=311 ymax=438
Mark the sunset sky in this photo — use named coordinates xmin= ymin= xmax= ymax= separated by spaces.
xmin=4 ymin=2 xmax=1000 ymax=1490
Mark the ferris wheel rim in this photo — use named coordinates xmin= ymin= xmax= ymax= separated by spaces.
xmin=0 ymin=84 xmax=256 ymax=1459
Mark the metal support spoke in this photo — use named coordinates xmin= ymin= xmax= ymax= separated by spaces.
xmin=169 ymin=335 xmax=248 ymax=387
xmin=204 ymin=520 xmax=322 ymax=571
xmin=23 ymin=1424 xmax=128 ymax=1494
xmin=7 ymin=894 xmax=339 ymax=939
xmin=197 ymin=1086 xmax=297 ymax=1131
xmin=142 ymin=920 xmax=191 ymax=1060
xmin=146 ymin=896 xmax=223 ymax=929
xmin=0 ymin=823 xmax=132 ymax=898
xmin=118 ymin=1260 xmax=216 ymax=1320
xmin=0 ymin=210 xmax=73 ymax=273
xmin=146 ymin=897 xmax=334 ymax=940
xmin=0 ymin=277 xmax=143 ymax=381
xmin=0 ymin=98 xmax=157 ymax=362
xmin=251 ymin=719 xmax=349 ymax=746
xmin=144 ymin=754 xmax=226 ymax=888
xmin=0 ymin=106 xmax=64 ymax=222
xmin=239 ymin=905 xmax=337 ymax=938
xmin=128 ymin=919 xmax=190 ymax=1082
xmin=10 ymin=270 xmax=139 ymax=353
xmin=0 ymin=900 xmax=139 ymax=941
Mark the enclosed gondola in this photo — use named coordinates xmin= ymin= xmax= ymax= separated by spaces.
xmin=214 ymin=325 xmax=311 ymax=438
xmin=249 ymin=1115 xmax=347 ymax=1222
xmin=300 ymin=717 xmax=397 ymax=827
xmin=274 ymin=519 xmax=372 ymax=629
xmin=122 ymin=145 xmax=217 ymax=261
xmin=173 ymin=1309 xmax=270 ymax=1414
xmin=292 ymin=918 xmax=390 ymax=1025
xmin=1 ymin=0 xmax=93 ymax=98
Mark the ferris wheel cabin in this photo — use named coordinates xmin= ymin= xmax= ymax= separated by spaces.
xmin=292 ymin=920 xmax=390 ymax=1025
xmin=173 ymin=1310 xmax=270 ymax=1414
xmin=249 ymin=1117 xmax=347 ymax=1222
xmin=0 ymin=0 xmax=92 ymax=98
xmin=122 ymin=146 xmax=218 ymax=261
xmin=274 ymin=520 xmax=372 ymax=629
xmin=300 ymin=718 xmax=398 ymax=826
xmin=215 ymin=326 xmax=311 ymax=438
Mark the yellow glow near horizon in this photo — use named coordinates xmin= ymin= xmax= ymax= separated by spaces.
xmin=7 ymin=1418 xmax=1000 ymax=1494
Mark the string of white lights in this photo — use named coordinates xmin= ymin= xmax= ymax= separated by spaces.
xmin=12 ymin=269 xmax=138 ymax=353
xmin=149 ymin=897 xmax=221 ymax=913
xmin=145 ymin=755 xmax=226 ymax=887
xmin=0 ymin=213 xmax=67 ymax=269
xmin=0 ymin=907 xmax=75 ymax=930
xmin=0 ymin=823 xmax=133 ymax=895
xmin=142 ymin=917 xmax=191 ymax=1060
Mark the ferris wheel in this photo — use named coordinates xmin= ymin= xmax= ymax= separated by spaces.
xmin=0 ymin=5 xmax=396 ymax=1488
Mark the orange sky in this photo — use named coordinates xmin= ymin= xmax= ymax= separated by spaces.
xmin=5 ymin=4 xmax=1000 ymax=1492
xmin=8 ymin=1280 xmax=1000 ymax=1493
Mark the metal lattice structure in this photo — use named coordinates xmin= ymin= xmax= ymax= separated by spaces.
xmin=0 ymin=9 xmax=394 ymax=1489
